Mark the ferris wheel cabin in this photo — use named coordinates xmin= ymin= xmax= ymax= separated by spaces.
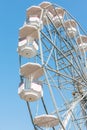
xmin=64 ymin=19 xmax=77 ymax=38
xmin=18 ymin=24 xmax=39 ymax=58
xmin=52 ymin=7 xmax=65 ymax=28
xmin=39 ymin=2 xmax=54 ymax=25
xmin=76 ymin=35 xmax=87 ymax=51
xmin=18 ymin=82 xmax=43 ymax=102
xmin=26 ymin=6 xmax=43 ymax=29
xmin=18 ymin=63 xmax=44 ymax=101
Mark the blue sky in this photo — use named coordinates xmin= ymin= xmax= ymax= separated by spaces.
xmin=0 ymin=0 xmax=87 ymax=130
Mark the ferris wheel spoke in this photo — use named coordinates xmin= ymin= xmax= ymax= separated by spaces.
xmin=46 ymin=66 xmax=87 ymax=88
xmin=43 ymin=20 xmax=87 ymax=84
xmin=41 ymin=31 xmax=87 ymax=82
xmin=43 ymin=68 xmax=66 ymax=130
xmin=40 ymin=31 xmax=85 ymax=82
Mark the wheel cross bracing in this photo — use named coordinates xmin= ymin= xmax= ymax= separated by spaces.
xmin=17 ymin=1 xmax=87 ymax=130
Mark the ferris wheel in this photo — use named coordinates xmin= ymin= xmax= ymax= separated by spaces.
xmin=17 ymin=1 xmax=87 ymax=130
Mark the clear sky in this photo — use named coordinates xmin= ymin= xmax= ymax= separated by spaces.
xmin=0 ymin=0 xmax=87 ymax=130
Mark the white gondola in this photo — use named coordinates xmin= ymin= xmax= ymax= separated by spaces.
xmin=20 ymin=62 xmax=44 ymax=79
xmin=18 ymin=82 xmax=43 ymax=102
xmin=64 ymin=20 xmax=77 ymax=38
xmin=26 ymin=6 xmax=43 ymax=29
xmin=18 ymin=24 xmax=39 ymax=58
xmin=19 ymin=62 xmax=43 ymax=101
xmin=19 ymin=24 xmax=39 ymax=39
xmin=52 ymin=8 xmax=65 ymax=28
xmin=39 ymin=2 xmax=54 ymax=25
xmin=17 ymin=37 xmax=38 ymax=58
xmin=33 ymin=114 xmax=59 ymax=127
xmin=76 ymin=35 xmax=87 ymax=51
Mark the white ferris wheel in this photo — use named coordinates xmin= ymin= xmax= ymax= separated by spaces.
xmin=17 ymin=1 xmax=87 ymax=130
